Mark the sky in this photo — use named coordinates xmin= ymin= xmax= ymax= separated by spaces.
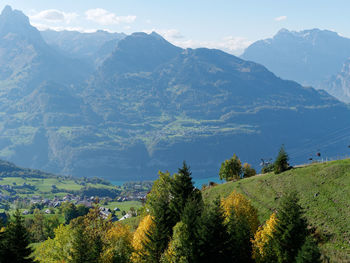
xmin=1 ymin=0 xmax=350 ymax=55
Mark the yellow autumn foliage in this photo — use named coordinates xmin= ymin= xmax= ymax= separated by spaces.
xmin=221 ymin=191 xmax=259 ymax=234
xmin=131 ymin=214 xmax=154 ymax=263
xmin=251 ymin=212 xmax=278 ymax=261
xmin=101 ymin=223 xmax=133 ymax=263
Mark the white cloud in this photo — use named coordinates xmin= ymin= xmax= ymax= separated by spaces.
xmin=219 ymin=36 xmax=253 ymax=52
xmin=275 ymin=15 xmax=287 ymax=21
xmin=85 ymin=8 xmax=136 ymax=25
xmin=174 ymin=37 xmax=252 ymax=55
xmin=30 ymin=9 xmax=78 ymax=24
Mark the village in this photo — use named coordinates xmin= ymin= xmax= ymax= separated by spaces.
xmin=0 ymin=181 xmax=150 ymax=223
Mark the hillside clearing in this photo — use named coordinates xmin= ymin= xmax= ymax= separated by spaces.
xmin=203 ymin=159 xmax=350 ymax=262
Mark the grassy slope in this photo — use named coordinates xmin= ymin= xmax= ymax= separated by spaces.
xmin=0 ymin=176 xmax=117 ymax=198
xmin=203 ymin=159 xmax=350 ymax=262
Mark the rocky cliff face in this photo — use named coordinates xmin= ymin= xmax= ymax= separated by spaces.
xmin=323 ymin=59 xmax=350 ymax=103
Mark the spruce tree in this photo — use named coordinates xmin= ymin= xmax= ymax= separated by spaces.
xmin=226 ymin=209 xmax=253 ymax=262
xmin=272 ymin=192 xmax=308 ymax=263
xmin=178 ymin=197 xmax=204 ymax=262
xmin=3 ymin=210 xmax=35 ymax=263
xmin=144 ymin=190 xmax=174 ymax=263
xmin=197 ymin=198 xmax=230 ymax=263
xmin=169 ymin=161 xmax=197 ymax=223
xmin=71 ymin=224 xmax=94 ymax=263
xmin=295 ymin=236 xmax=321 ymax=263
xmin=0 ymin=230 xmax=5 ymax=262
xmin=274 ymin=145 xmax=289 ymax=174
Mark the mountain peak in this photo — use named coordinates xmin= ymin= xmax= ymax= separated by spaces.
xmin=0 ymin=5 xmax=29 ymax=24
xmin=0 ymin=5 xmax=43 ymax=44
xmin=1 ymin=5 xmax=13 ymax=15
xmin=100 ymin=31 xmax=182 ymax=74
xmin=277 ymin=28 xmax=290 ymax=34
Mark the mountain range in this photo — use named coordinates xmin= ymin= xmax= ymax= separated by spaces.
xmin=1 ymin=6 xmax=350 ymax=180
xmin=242 ymin=28 xmax=350 ymax=102
xmin=41 ymin=29 xmax=126 ymax=67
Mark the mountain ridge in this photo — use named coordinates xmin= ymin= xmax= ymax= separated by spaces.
xmin=0 ymin=6 xmax=350 ymax=180
xmin=242 ymin=28 xmax=350 ymax=102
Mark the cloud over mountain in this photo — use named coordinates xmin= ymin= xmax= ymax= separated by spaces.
xmin=85 ymin=8 xmax=136 ymax=25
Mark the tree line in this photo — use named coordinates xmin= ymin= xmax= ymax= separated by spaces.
xmin=0 ymin=159 xmax=321 ymax=262
xmin=219 ymin=145 xmax=290 ymax=182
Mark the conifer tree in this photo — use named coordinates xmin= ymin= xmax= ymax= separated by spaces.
xmin=272 ymin=192 xmax=308 ymax=262
xmin=226 ymin=209 xmax=253 ymax=262
xmin=161 ymin=222 xmax=192 ymax=263
xmin=197 ymin=198 xmax=230 ymax=263
xmin=0 ymin=230 xmax=5 ymax=262
xmin=144 ymin=185 xmax=174 ymax=263
xmin=274 ymin=145 xmax=289 ymax=174
xmin=295 ymin=236 xmax=321 ymax=263
xmin=2 ymin=210 xmax=35 ymax=263
xmin=71 ymin=224 xmax=94 ymax=263
xmin=169 ymin=161 xmax=197 ymax=223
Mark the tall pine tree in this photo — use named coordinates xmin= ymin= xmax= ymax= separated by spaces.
xmin=226 ymin=208 xmax=254 ymax=262
xmin=71 ymin=224 xmax=94 ymax=263
xmin=169 ymin=161 xmax=198 ymax=223
xmin=197 ymin=198 xmax=230 ymax=263
xmin=2 ymin=210 xmax=35 ymax=263
xmin=144 ymin=195 xmax=173 ymax=263
xmin=295 ymin=236 xmax=321 ymax=263
xmin=272 ymin=192 xmax=308 ymax=263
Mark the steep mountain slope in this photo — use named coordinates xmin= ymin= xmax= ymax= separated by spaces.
xmin=81 ymin=35 xmax=350 ymax=180
xmin=241 ymin=28 xmax=350 ymax=100
xmin=323 ymin=59 xmax=350 ymax=103
xmin=0 ymin=6 xmax=96 ymax=171
xmin=203 ymin=159 xmax=350 ymax=262
xmin=1 ymin=6 xmax=350 ymax=180
xmin=0 ymin=6 xmax=92 ymax=87
xmin=40 ymin=29 xmax=126 ymax=66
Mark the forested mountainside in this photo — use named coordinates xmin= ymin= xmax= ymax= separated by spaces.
xmin=1 ymin=6 xmax=350 ymax=180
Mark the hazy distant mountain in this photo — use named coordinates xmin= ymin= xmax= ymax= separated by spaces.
xmin=242 ymin=29 xmax=350 ymax=95
xmin=1 ymin=6 xmax=350 ymax=180
xmin=0 ymin=5 xmax=92 ymax=87
xmin=323 ymin=59 xmax=350 ymax=103
xmin=40 ymin=29 xmax=126 ymax=66
xmin=80 ymin=33 xmax=350 ymax=179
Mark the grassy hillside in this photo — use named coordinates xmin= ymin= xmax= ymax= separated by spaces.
xmin=203 ymin=159 xmax=350 ymax=262
xmin=0 ymin=159 xmax=121 ymax=199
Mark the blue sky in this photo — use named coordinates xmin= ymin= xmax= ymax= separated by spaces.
xmin=1 ymin=0 xmax=350 ymax=54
